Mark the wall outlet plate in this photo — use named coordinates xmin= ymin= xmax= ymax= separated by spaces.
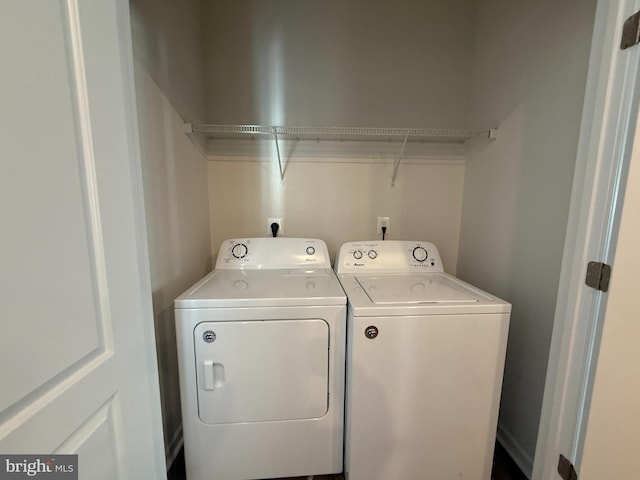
xmin=377 ymin=216 xmax=390 ymax=233
xmin=268 ymin=217 xmax=283 ymax=236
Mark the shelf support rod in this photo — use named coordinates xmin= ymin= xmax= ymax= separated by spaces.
xmin=272 ymin=127 xmax=284 ymax=181
xmin=391 ymin=133 xmax=409 ymax=187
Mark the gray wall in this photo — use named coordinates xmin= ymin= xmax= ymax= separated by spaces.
xmin=130 ymin=0 xmax=211 ymax=467
xmin=203 ymin=0 xmax=477 ymax=127
xmin=457 ymin=0 xmax=596 ymax=475
xmin=132 ymin=0 xmax=206 ymax=123
xmin=201 ymin=0 xmax=479 ymax=267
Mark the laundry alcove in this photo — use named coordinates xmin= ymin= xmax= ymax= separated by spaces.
xmin=129 ymin=0 xmax=598 ymax=477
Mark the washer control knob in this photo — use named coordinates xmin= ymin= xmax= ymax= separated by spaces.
xmin=364 ymin=325 xmax=379 ymax=339
xmin=412 ymin=246 xmax=428 ymax=263
xmin=368 ymin=250 xmax=378 ymax=259
xmin=353 ymin=250 xmax=363 ymax=260
xmin=306 ymin=246 xmax=316 ymax=255
xmin=232 ymin=243 xmax=248 ymax=259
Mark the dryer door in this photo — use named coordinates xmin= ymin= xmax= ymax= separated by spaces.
xmin=194 ymin=319 xmax=329 ymax=424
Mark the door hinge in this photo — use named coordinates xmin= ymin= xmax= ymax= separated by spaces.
xmin=558 ymin=454 xmax=578 ymax=480
xmin=621 ymin=10 xmax=640 ymax=49
xmin=585 ymin=261 xmax=611 ymax=292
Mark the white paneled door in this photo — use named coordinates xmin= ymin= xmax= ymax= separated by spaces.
xmin=0 ymin=1 xmax=165 ymax=479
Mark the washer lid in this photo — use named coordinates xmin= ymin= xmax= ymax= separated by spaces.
xmin=339 ymin=272 xmax=511 ymax=316
xmin=356 ymin=274 xmax=481 ymax=304
xmin=175 ymin=268 xmax=346 ymax=308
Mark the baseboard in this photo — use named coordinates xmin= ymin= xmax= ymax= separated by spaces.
xmin=165 ymin=424 xmax=183 ymax=471
xmin=496 ymin=422 xmax=534 ymax=479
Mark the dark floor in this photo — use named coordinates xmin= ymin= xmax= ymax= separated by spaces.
xmin=167 ymin=441 xmax=527 ymax=480
xmin=491 ymin=442 xmax=528 ymax=480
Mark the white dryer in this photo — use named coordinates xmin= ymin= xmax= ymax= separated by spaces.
xmin=335 ymin=241 xmax=511 ymax=480
xmin=175 ymin=238 xmax=346 ymax=480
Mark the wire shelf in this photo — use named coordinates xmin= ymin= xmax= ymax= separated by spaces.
xmin=184 ymin=123 xmax=498 ymax=185
xmin=187 ymin=123 xmax=493 ymax=141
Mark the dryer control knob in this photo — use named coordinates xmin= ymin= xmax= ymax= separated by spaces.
xmin=412 ymin=246 xmax=428 ymax=262
xmin=368 ymin=250 xmax=378 ymax=259
xmin=353 ymin=250 xmax=363 ymax=260
xmin=232 ymin=243 xmax=248 ymax=259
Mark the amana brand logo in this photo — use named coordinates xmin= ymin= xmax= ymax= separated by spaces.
xmin=0 ymin=456 xmax=77 ymax=480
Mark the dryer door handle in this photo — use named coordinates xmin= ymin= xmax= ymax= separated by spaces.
xmin=203 ymin=360 xmax=226 ymax=390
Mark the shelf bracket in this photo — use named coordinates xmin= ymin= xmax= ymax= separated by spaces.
xmin=272 ymin=127 xmax=284 ymax=181
xmin=391 ymin=133 xmax=409 ymax=187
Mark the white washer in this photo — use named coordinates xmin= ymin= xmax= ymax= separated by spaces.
xmin=335 ymin=241 xmax=511 ymax=480
xmin=175 ymin=238 xmax=346 ymax=480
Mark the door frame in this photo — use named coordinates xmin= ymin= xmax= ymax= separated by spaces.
xmin=532 ymin=1 xmax=640 ymax=478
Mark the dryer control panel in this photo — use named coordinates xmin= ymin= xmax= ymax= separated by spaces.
xmin=216 ymin=237 xmax=331 ymax=269
xmin=335 ymin=241 xmax=444 ymax=274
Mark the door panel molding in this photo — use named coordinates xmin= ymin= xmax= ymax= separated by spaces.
xmin=64 ymin=0 xmax=114 ymax=352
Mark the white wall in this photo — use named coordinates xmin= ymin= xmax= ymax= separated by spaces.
xmin=130 ymin=0 xmax=211 ymax=467
xmin=202 ymin=0 xmax=477 ymax=128
xmin=457 ymin=0 xmax=596 ymax=475
xmin=579 ymin=105 xmax=640 ymax=480
xmin=208 ymin=158 xmax=465 ymax=271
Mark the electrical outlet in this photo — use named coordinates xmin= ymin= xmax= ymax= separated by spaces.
xmin=267 ymin=217 xmax=283 ymax=236
xmin=377 ymin=216 xmax=390 ymax=233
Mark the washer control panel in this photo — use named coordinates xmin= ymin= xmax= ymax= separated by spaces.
xmin=216 ymin=237 xmax=330 ymax=269
xmin=335 ymin=241 xmax=444 ymax=274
